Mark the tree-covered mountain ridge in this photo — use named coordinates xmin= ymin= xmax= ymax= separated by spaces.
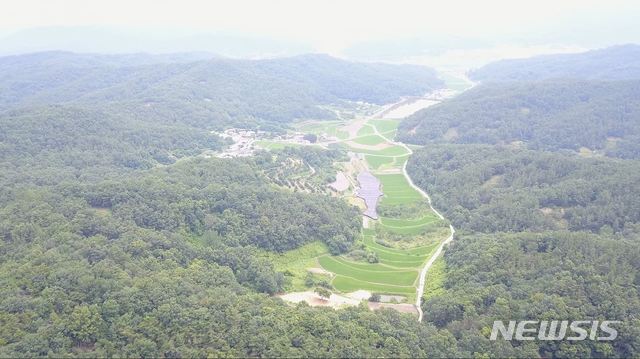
xmin=398 ymin=45 xmax=640 ymax=158
xmin=470 ymin=44 xmax=640 ymax=82
xmin=0 ymin=51 xmax=444 ymax=130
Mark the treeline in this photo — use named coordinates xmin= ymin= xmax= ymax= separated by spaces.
xmin=407 ymin=144 xmax=640 ymax=234
xmin=398 ymin=80 xmax=640 ymax=159
xmin=402 ymin=45 xmax=640 ymax=357
xmin=4 ymin=156 xmax=361 ymax=254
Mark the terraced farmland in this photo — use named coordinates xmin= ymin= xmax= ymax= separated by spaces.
xmin=318 ymin=256 xmax=418 ymax=286
xmin=314 ymin=117 xmax=450 ymax=303
xmin=353 ymin=134 xmax=387 ymax=146
xmin=295 ymin=120 xmax=350 ymax=140
xmin=275 ymin=101 xmax=454 ymax=313
xmin=368 ymin=119 xmax=400 ymax=134
xmin=378 ymin=174 xmax=423 ymax=205
xmin=365 ymin=155 xmax=394 ymax=169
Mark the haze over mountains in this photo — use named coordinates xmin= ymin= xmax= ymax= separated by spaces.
xmin=0 ymin=26 xmax=313 ymax=58
xmin=470 ymin=44 xmax=640 ymax=81
xmin=0 ymin=52 xmax=443 ymax=131
xmin=2 ymin=17 xmax=640 ymax=66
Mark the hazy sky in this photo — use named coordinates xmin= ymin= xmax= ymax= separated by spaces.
xmin=0 ymin=0 xmax=638 ymax=67
xmin=2 ymin=0 xmax=639 ymax=53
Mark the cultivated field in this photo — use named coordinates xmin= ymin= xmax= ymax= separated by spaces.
xmin=273 ymin=115 xmax=450 ymax=306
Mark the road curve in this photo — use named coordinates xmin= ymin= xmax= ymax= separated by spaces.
xmin=372 ymin=102 xmax=456 ymax=322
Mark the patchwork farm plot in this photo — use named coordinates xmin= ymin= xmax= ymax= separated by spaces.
xmin=294 ymin=120 xmax=350 ymax=140
xmin=275 ymin=115 xmax=450 ymax=305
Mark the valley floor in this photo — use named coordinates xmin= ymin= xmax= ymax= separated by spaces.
xmin=273 ymin=90 xmax=463 ymax=318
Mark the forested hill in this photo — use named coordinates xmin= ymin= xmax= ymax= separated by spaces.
xmin=470 ymin=44 xmax=640 ymax=82
xmin=397 ymin=45 xmax=640 ymax=357
xmin=407 ymin=144 xmax=640 ymax=357
xmin=0 ymin=52 xmax=466 ymax=357
xmin=0 ymin=51 xmax=443 ymax=129
xmin=397 ymin=80 xmax=640 ymax=158
xmin=398 ymin=45 xmax=640 ymax=158
xmin=407 ymin=144 xmax=640 ymax=235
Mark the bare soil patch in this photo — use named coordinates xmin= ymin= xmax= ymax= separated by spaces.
xmin=307 ymin=267 xmax=332 ymax=276
xmin=329 ymin=171 xmax=350 ymax=192
xmin=368 ymin=302 xmax=418 ymax=315
xmin=278 ymin=291 xmax=360 ymax=308
xmin=341 ymin=118 xmax=368 ymax=139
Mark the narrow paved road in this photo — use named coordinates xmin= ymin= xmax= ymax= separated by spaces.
xmin=372 ymin=110 xmax=456 ymax=322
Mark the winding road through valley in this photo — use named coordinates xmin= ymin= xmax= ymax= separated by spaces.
xmin=368 ymin=97 xmax=456 ymax=321
xmin=278 ymin=76 xmax=472 ymax=320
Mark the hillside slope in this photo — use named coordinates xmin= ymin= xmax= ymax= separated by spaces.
xmin=470 ymin=44 xmax=640 ymax=82
xmin=0 ymin=52 xmax=444 ymax=129
xmin=398 ymin=80 xmax=640 ymax=158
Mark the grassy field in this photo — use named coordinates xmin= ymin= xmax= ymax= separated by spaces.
xmin=390 ymin=154 xmax=410 ymax=167
xmin=353 ymin=134 xmax=387 ymax=146
xmin=378 ymin=174 xmax=423 ymax=205
xmin=439 ymin=72 xmax=473 ymax=92
xmin=379 ymin=224 xmax=430 ymax=235
xmin=319 ymin=256 xmax=418 ymax=286
xmin=255 ymin=140 xmax=296 ymax=150
xmin=363 ymin=235 xmax=438 ymax=256
xmin=357 ymin=124 xmax=375 ymax=136
xmin=255 ymin=140 xmax=325 ymax=151
xmin=366 ymin=154 xmax=410 ymax=171
xmin=263 ymin=241 xmax=329 ymax=291
xmin=369 ymin=119 xmax=400 ymax=134
xmin=332 ymin=275 xmax=416 ymax=294
xmin=380 ymin=214 xmax=438 ymax=227
xmin=378 ymin=174 xmax=418 ymax=191
xmin=295 ymin=120 xmax=349 ymax=140
xmin=422 ymin=256 xmax=446 ymax=300
xmin=365 ymin=155 xmax=394 ymax=170
xmin=331 ymin=256 xmax=407 ymax=271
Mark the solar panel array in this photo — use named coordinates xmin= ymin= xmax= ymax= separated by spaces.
xmin=356 ymin=171 xmax=383 ymax=219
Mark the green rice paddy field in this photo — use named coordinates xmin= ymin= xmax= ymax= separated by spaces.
xmin=273 ymin=117 xmax=450 ymax=303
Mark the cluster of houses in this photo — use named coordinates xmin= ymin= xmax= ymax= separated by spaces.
xmin=212 ymin=128 xmax=317 ymax=158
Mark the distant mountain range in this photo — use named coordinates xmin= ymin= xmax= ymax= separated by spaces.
xmin=0 ymin=26 xmax=313 ymax=58
xmin=399 ymin=44 xmax=640 ymax=159
xmin=470 ymin=44 xmax=640 ymax=82
xmin=0 ymin=51 xmax=444 ymax=131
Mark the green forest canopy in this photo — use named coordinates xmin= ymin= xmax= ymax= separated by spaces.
xmin=398 ymin=80 xmax=640 ymax=158
xmin=407 ymin=144 xmax=640 ymax=357
xmin=2 ymin=46 xmax=640 ymax=357
xmin=469 ymin=44 xmax=640 ymax=82
xmin=0 ymin=52 xmax=444 ymax=130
